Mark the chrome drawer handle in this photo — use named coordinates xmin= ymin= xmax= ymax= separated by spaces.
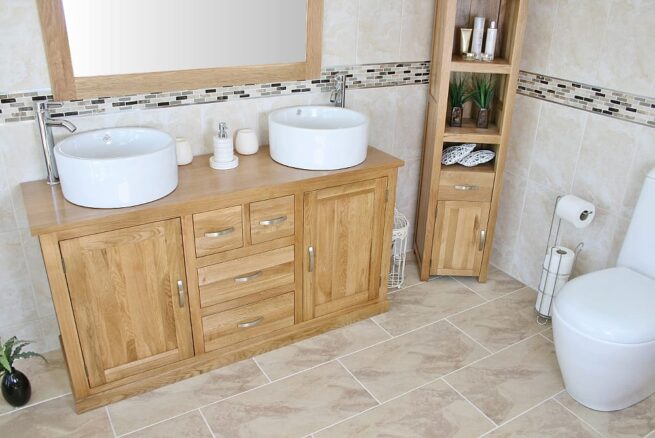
xmin=454 ymin=184 xmax=480 ymax=191
xmin=308 ymin=246 xmax=315 ymax=272
xmin=204 ymin=227 xmax=235 ymax=238
xmin=238 ymin=317 xmax=264 ymax=328
xmin=479 ymin=229 xmax=487 ymax=251
xmin=259 ymin=216 xmax=288 ymax=226
xmin=177 ymin=280 xmax=185 ymax=308
xmin=234 ymin=271 xmax=263 ymax=283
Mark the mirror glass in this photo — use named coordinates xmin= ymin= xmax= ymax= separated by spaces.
xmin=62 ymin=0 xmax=308 ymax=77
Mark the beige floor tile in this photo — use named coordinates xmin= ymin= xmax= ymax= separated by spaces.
xmin=341 ymin=320 xmax=488 ymax=402
xmin=126 ymin=411 xmax=212 ymax=438
xmin=456 ymin=268 xmax=525 ymax=300
xmin=445 ymin=335 xmax=563 ymax=425
xmin=556 ymin=392 xmax=655 ymax=438
xmin=0 ymin=395 xmax=112 ymax=437
xmin=486 ymin=399 xmax=600 ymax=437
xmin=107 ymin=359 xmax=267 ymax=436
xmin=0 ymin=349 xmax=70 ymax=415
xmin=541 ymin=328 xmax=553 ymax=341
xmin=448 ymin=288 xmax=545 ymax=352
xmin=374 ymin=278 xmax=485 ymax=336
xmin=255 ymin=319 xmax=391 ymax=380
xmin=316 ymin=379 xmax=494 ymax=437
xmin=201 ymin=361 xmax=377 ymax=438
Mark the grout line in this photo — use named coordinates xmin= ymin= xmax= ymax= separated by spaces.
xmin=106 ymin=406 xmax=118 ymax=438
xmin=539 ymin=332 xmax=553 ymax=344
xmin=444 ymin=319 xmax=493 ymax=355
xmin=198 ymin=409 xmax=217 ymax=438
xmin=336 ymin=359 xmax=381 ymax=405
xmin=251 ymin=357 xmax=272 ymax=383
xmin=449 ymin=276 xmax=491 ymax=302
xmin=551 ymin=396 xmax=608 ymax=438
xmin=117 ymin=408 xmax=206 ymax=437
xmin=368 ymin=317 xmax=394 ymax=339
xmin=441 ymin=378 xmax=498 ymax=429
xmin=478 ymin=397 xmax=553 ymax=437
xmin=0 ymin=392 xmax=70 ymax=417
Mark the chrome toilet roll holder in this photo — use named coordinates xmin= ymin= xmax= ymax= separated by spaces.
xmin=536 ymin=196 xmax=585 ymax=325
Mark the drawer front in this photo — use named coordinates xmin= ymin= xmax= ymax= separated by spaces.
xmin=438 ymin=169 xmax=495 ymax=201
xmin=198 ymin=246 xmax=294 ymax=308
xmin=203 ymin=292 xmax=295 ymax=352
xmin=193 ymin=205 xmax=243 ymax=257
xmin=250 ymin=195 xmax=295 ymax=244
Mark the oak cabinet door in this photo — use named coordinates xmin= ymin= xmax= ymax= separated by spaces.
xmin=60 ymin=219 xmax=194 ymax=388
xmin=303 ymin=178 xmax=387 ymax=320
xmin=430 ymin=201 xmax=490 ymax=276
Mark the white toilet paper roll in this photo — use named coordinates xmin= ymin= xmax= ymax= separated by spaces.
xmin=542 ymin=246 xmax=575 ymax=276
xmin=555 ymin=195 xmax=595 ymax=228
xmin=536 ymin=270 xmax=569 ymax=316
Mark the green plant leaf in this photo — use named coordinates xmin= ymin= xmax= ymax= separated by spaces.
xmin=13 ymin=351 xmax=48 ymax=364
xmin=0 ymin=354 xmax=11 ymax=373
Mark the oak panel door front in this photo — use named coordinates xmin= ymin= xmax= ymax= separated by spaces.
xmin=60 ymin=219 xmax=193 ymax=388
xmin=303 ymin=178 xmax=387 ymax=320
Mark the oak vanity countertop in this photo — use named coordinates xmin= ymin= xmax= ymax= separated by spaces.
xmin=21 ymin=146 xmax=403 ymax=236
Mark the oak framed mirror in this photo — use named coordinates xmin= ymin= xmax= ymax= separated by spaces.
xmin=37 ymin=0 xmax=323 ymax=100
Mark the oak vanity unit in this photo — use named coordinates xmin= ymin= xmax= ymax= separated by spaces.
xmin=21 ymin=147 xmax=401 ymax=413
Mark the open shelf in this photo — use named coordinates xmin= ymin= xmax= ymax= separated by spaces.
xmin=450 ymin=55 xmax=511 ymax=74
xmin=440 ymin=161 xmax=495 ymax=174
xmin=444 ymin=119 xmax=501 ymax=144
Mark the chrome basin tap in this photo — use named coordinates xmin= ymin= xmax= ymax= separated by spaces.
xmin=330 ymin=74 xmax=346 ymax=108
xmin=35 ymin=102 xmax=77 ymax=185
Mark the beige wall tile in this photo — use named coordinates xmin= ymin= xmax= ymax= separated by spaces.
xmin=559 ymin=207 xmax=616 ymax=275
xmin=201 ymin=361 xmax=377 ymax=438
xmin=348 ymin=86 xmax=399 ymax=154
xmin=528 ymin=102 xmax=587 ymax=193
xmin=322 ymin=0 xmax=359 ymax=67
xmin=399 ymin=0 xmax=435 ymax=62
xmin=492 ymin=171 xmax=528 ymax=274
xmin=341 ymin=320 xmax=488 ymax=402
xmin=393 ymin=84 xmax=428 ymax=161
xmin=547 ymin=0 xmax=611 ymax=84
xmin=520 ymin=0 xmax=558 ymax=73
xmin=622 ymin=125 xmax=655 ymax=217
xmin=356 ymin=0 xmax=403 ymax=64
xmin=445 ymin=335 xmax=563 ymax=425
xmin=317 ymin=379 xmax=494 ymax=437
xmin=506 ymin=94 xmax=541 ymax=179
xmin=596 ymin=0 xmax=655 ymax=97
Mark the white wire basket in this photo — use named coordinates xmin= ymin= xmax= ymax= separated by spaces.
xmin=388 ymin=209 xmax=409 ymax=289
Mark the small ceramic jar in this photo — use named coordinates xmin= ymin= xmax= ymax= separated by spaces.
xmin=235 ymin=129 xmax=259 ymax=155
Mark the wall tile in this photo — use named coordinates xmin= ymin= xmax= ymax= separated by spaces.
xmin=322 ymin=0 xmax=359 ymax=67
xmin=393 ymin=84 xmax=428 ymax=161
xmin=399 ymin=0 xmax=435 ymax=62
xmin=348 ymin=87 xmax=399 ymax=154
xmin=597 ymin=0 xmax=655 ymax=98
xmin=506 ymin=94 xmax=541 ymax=179
xmin=356 ymin=0 xmax=403 ymax=64
xmin=519 ymin=0 xmax=558 ymax=73
xmin=560 ymin=207 xmax=616 ymax=276
xmin=547 ymin=0 xmax=611 ymax=84
xmin=571 ymin=113 xmax=637 ymax=211
xmin=622 ymin=125 xmax=655 ymax=217
xmin=492 ymin=171 xmax=528 ymax=275
xmin=528 ymin=101 xmax=587 ymax=193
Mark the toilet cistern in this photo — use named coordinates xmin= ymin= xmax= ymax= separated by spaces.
xmin=35 ymin=102 xmax=77 ymax=185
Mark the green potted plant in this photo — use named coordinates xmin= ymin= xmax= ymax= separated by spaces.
xmin=1 ymin=337 xmax=46 ymax=407
xmin=470 ymin=74 xmax=496 ymax=128
xmin=448 ymin=73 xmax=470 ymax=127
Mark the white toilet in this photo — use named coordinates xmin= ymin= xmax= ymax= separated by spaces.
xmin=553 ymin=169 xmax=655 ymax=412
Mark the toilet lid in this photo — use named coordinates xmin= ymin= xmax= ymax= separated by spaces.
xmin=554 ymin=267 xmax=655 ymax=344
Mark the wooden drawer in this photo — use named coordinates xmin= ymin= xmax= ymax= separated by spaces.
xmin=203 ymin=292 xmax=295 ymax=352
xmin=198 ymin=246 xmax=294 ymax=308
xmin=438 ymin=167 xmax=495 ymax=201
xmin=249 ymin=195 xmax=295 ymax=244
xmin=193 ymin=205 xmax=243 ymax=257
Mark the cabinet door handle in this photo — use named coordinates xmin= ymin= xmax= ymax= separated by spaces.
xmin=204 ymin=227 xmax=234 ymax=238
xmin=177 ymin=280 xmax=185 ymax=308
xmin=234 ymin=271 xmax=262 ymax=283
xmin=454 ymin=184 xmax=479 ymax=191
xmin=479 ymin=229 xmax=487 ymax=251
xmin=238 ymin=317 xmax=264 ymax=328
xmin=308 ymin=246 xmax=315 ymax=272
xmin=259 ymin=216 xmax=287 ymax=226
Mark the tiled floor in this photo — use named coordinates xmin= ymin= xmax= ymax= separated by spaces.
xmin=1 ymin=261 xmax=654 ymax=437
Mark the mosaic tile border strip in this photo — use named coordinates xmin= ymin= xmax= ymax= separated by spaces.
xmin=0 ymin=61 xmax=430 ymax=124
xmin=517 ymin=71 xmax=655 ymax=128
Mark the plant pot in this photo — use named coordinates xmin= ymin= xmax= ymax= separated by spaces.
xmin=450 ymin=106 xmax=463 ymax=127
xmin=1 ymin=368 xmax=31 ymax=407
xmin=476 ymin=107 xmax=490 ymax=129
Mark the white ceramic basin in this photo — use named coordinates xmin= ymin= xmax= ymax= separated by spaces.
xmin=54 ymin=127 xmax=178 ymax=208
xmin=268 ymin=106 xmax=369 ymax=170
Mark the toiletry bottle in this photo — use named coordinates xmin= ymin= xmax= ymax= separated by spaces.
xmin=471 ymin=16 xmax=485 ymax=57
xmin=213 ymin=122 xmax=233 ymax=163
xmin=460 ymin=28 xmax=472 ymax=55
xmin=484 ymin=21 xmax=497 ymax=60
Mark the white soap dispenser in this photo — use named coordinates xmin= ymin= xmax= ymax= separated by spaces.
xmin=209 ymin=122 xmax=239 ymax=170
